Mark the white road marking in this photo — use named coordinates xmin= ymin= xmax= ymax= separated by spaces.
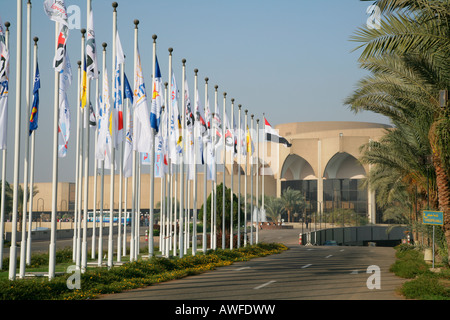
xmin=325 ymin=255 xmax=333 ymax=258
xmin=235 ymin=267 xmax=251 ymax=271
xmin=301 ymin=264 xmax=312 ymax=269
xmin=350 ymin=270 xmax=359 ymax=274
xmin=254 ymin=280 xmax=276 ymax=290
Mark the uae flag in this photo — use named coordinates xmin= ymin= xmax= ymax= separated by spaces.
xmin=264 ymin=117 xmax=291 ymax=147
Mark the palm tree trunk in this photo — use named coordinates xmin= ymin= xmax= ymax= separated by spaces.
xmin=431 ymin=153 xmax=450 ymax=263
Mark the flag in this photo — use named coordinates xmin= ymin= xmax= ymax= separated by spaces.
xmin=123 ymin=74 xmax=133 ymax=177
xmin=184 ymin=76 xmax=195 ymax=180
xmin=0 ymin=21 xmax=8 ymax=149
xmin=246 ymin=125 xmax=254 ymax=156
xmin=53 ymin=23 xmax=69 ymax=72
xmin=264 ymin=117 xmax=292 ymax=147
xmin=133 ymin=45 xmax=152 ymax=153
xmin=154 ymin=107 xmax=168 ymax=178
xmin=96 ymin=68 xmax=112 ymax=164
xmin=150 ymin=55 xmax=162 ymax=132
xmin=89 ymin=102 xmax=96 ymax=127
xmin=169 ymin=70 xmax=181 ymax=162
xmin=86 ymin=9 xmax=98 ymax=80
xmin=224 ymin=111 xmax=234 ymax=151
xmin=58 ymin=52 xmax=72 ymax=157
xmin=123 ymin=73 xmax=133 ymax=103
xmin=29 ymin=63 xmax=40 ymax=135
xmin=113 ymin=32 xmax=124 ymax=147
xmin=43 ymin=0 xmax=68 ymax=26
xmin=43 ymin=0 xmax=69 ymax=72
xmin=80 ymin=57 xmax=87 ymax=108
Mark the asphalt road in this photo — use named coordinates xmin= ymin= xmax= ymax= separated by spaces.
xmin=99 ymin=228 xmax=406 ymax=300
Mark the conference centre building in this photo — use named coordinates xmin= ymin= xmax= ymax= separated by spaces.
xmin=25 ymin=121 xmax=391 ymax=226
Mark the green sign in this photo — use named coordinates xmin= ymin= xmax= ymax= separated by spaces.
xmin=423 ymin=211 xmax=444 ymax=226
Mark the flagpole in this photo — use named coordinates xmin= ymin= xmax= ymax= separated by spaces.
xmin=82 ymin=0 xmax=92 ymax=272
xmin=256 ymin=118 xmax=259 ymax=244
xmin=130 ymin=19 xmax=139 ymax=261
xmin=262 ymin=113 xmax=265 ymax=230
xmin=213 ymin=85 xmax=218 ymax=249
xmin=202 ymin=77 xmax=208 ymax=253
xmin=108 ymin=1 xmax=117 ymax=270
xmin=9 ymin=0 xmax=22 ymax=281
xmin=179 ymin=58 xmax=186 ymax=258
xmin=237 ymin=104 xmax=242 ymax=248
xmin=0 ymin=21 xmax=10 ymax=270
xmin=230 ymin=98 xmax=234 ymax=249
xmin=243 ymin=109 xmax=248 ymax=247
xmin=221 ymin=92 xmax=227 ymax=249
xmin=211 ymin=111 xmax=215 ymax=249
xmin=92 ymin=70 xmax=99 ymax=260
xmin=48 ymin=18 xmax=60 ymax=281
xmin=76 ymin=29 xmax=86 ymax=269
xmin=19 ymin=0 xmax=32 ymax=278
xmin=192 ymin=68 xmax=198 ymax=256
xmin=250 ymin=114 xmax=254 ymax=245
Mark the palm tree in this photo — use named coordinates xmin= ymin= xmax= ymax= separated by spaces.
xmin=347 ymin=0 xmax=450 ymax=262
xmin=262 ymin=195 xmax=285 ymax=223
xmin=280 ymin=187 xmax=305 ymax=223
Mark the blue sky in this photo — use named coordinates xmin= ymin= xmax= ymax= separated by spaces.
xmin=1 ymin=0 xmax=388 ymax=183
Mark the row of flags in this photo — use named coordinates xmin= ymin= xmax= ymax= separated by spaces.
xmin=0 ymin=0 xmax=294 ymax=195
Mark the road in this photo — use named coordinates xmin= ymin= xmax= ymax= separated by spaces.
xmin=99 ymin=228 xmax=406 ymax=300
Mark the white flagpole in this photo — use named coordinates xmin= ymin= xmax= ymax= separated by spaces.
xmin=130 ymin=19 xmax=139 ymax=261
xmin=166 ymin=48 xmax=171 ymax=256
xmin=82 ymin=0 xmax=92 ymax=272
xmin=76 ymin=29 xmax=86 ymax=269
xmin=27 ymin=36 xmax=37 ymax=265
xmin=19 ymin=0 xmax=32 ymax=278
xmin=0 ymin=21 xmax=9 ymax=270
xmin=9 ymin=0 xmax=23 ymax=281
xmin=256 ymin=118 xmax=259 ymax=244
xmin=47 ymin=18 xmax=59 ymax=281
xmin=108 ymin=2 xmax=117 ymax=270
xmin=230 ymin=98 xmax=234 ymax=249
xmin=73 ymin=57 xmax=80 ymax=264
xmin=222 ymin=92 xmax=227 ymax=249
xmin=202 ymin=77 xmax=208 ymax=253
xmin=179 ymin=58 xmax=186 ymax=258
xmin=147 ymin=34 xmax=157 ymax=257
xmin=237 ymin=105 xmax=242 ymax=248
xmin=213 ymin=85 xmax=218 ymax=250
xmin=250 ymin=114 xmax=254 ymax=245
xmin=210 ymin=112 xmax=215 ymax=250
xmin=192 ymin=68 xmax=198 ymax=256
xmin=243 ymin=109 xmax=248 ymax=247
xmin=262 ymin=113 xmax=265 ymax=231
xmin=92 ymin=70 xmax=99 ymax=260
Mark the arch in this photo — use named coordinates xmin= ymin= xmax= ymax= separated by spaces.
xmin=323 ymin=152 xmax=366 ymax=179
xmin=281 ymin=154 xmax=316 ymax=180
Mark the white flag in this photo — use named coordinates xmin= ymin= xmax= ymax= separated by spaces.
xmin=86 ymin=9 xmax=98 ymax=80
xmin=169 ymin=70 xmax=181 ymax=162
xmin=122 ymin=73 xmax=133 ymax=177
xmin=0 ymin=80 xmax=8 ymax=150
xmin=96 ymin=68 xmax=112 ymax=164
xmin=58 ymin=52 xmax=72 ymax=157
xmin=133 ymin=45 xmax=152 ymax=154
xmin=43 ymin=0 xmax=68 ymax=26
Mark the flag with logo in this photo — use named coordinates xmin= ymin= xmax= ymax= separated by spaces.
xmin=169 ymin=70 xmax=181 ymax=162
xmin=133 ymin=45 xmax=152 ymax=153
xmin=113 ymin=31 xmax=124 ymax=147
xmin=150 ymin=55 xmax=163 ymax=132
xmin=122 ymin=72 xmax=134 ymax=177
xmin=0 ymin=19 xmax=8 ymax=150
xmin=58 ymin=51 xmax=72 ymax=157
xmin=29 ymin=63 xmax=40 ymax=135
xmin=96 ymin=67 xmax=112 ymax=166
xmin=86 ymin=9 xmax=98 ymax=80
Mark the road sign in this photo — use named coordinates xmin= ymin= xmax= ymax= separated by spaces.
xmin=423 ymin=211 xmax=444 ymax=226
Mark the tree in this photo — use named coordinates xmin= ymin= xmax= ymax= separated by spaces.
xmin=198 ymin=183 xmax=242 ymax=232
xmin=347 ymin=0 xmax=450 ymax=262
xmin=262 ymin=195 xmax=285 ymax=223
xmin=280 ymin=187 xmax=305 ymax=223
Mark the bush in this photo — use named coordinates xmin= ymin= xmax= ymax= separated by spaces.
xmin=390 ymin=245 xmax=429 ymax=278
xmin=401 ymin=274 xmax=450 ymax=300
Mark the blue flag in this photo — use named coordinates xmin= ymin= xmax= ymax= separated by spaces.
xmin=123 ymin=72 xmax=133 ymax=103
xmin=29 ymin=63 xmax=40 ymax=135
